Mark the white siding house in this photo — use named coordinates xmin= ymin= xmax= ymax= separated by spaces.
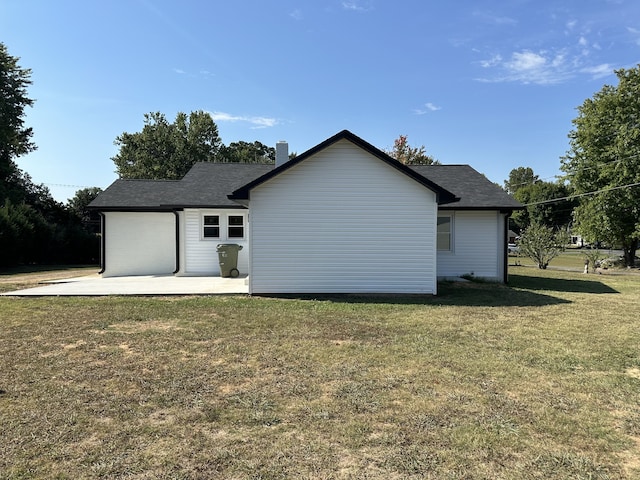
xmin=247 ymin=140 xmax=439 ymax=294
xmin=90 ymin=130 xmax=522 ymax=293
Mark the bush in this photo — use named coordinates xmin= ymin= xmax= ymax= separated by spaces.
xmin=519 ymin=223 xmax=569 ymax=269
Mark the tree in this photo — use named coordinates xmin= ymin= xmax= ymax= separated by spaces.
xmin=386 ymin=135 xmax=440 ymax=165
xmin=511 ymin=180 xmax=575 ymax=231
xmin=68 ymin=187 xmax=102 ymax=233
xmin=112 ymin=111 xmax=222 ymax=179
xmin=0 ymin=44 xmax=99 ymax=266
xmin=561 ymin=65 xmax=640 ymax=267
xmin=518 ymin=222 xmax=569 ymax=269
xmin=218 ymin=141 xmax=275 ymax=163
xmin=504 ymin=167 xmax=538 ymax=195
xmin=0 ymin=42 xmax=36 ymax=203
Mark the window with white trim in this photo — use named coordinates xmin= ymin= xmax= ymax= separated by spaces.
xmin=228 ymin=215 xmax=244 ymax=238
xmin=203 ymin=215 xmax=220 ymax=238
xmin=437 ymin=216 xmax=452 ymax=251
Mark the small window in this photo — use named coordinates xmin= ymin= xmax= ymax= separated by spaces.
xmin=437 ymin=216 xmax=451 ymax=251
xmin=228 ymin=215 xmax=244 ymax=238
xmin=203 ymin=215 xmax=220 ymax=238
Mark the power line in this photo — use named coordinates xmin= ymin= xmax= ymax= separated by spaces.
xmin=42 ymin=183 xmax=96 ymax=189
xmin=523 ymin=181 xmax=640 ymax=206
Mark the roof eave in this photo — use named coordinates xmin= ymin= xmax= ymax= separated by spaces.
xmin=229 ymin=129 xmax=459 ymax=202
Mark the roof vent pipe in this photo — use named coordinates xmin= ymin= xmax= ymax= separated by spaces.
xmin=275 ymin=141 xmax=289 ymax=167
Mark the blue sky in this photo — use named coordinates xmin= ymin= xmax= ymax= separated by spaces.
xmin=3 ymin=0 xmax=639 ymax=202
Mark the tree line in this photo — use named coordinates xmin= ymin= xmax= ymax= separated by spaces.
xmin=505 ymin=66 xmax=640 ymax=267
xmin=3 ymin=39 xmax=639 ymax=268
xmin=0 ymin=44 xmax=280 ymax=267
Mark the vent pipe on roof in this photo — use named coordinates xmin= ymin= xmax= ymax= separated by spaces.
xmin=275 ymin=141 xmax=289 ymax=167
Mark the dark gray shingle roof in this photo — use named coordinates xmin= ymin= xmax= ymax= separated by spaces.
xmin=89 ymin=134 xmax=521 ymax=212
xmin=410 ymin=165 xmax=522 ymax=209
xmin=89 ymin=163 xmax=274 ymax=210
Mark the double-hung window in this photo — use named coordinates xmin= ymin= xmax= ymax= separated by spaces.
xmin=228 ymin=215 xmax=244 ymax=238
xmin=203 ymin=215 xmax=220 ymax=238
xmin=202 ymin=214 xmax=245 ymax=240
xmin=437 ymin=216 xmax=452 ymax=251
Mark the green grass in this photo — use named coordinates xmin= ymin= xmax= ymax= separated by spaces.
xmin=1 ymin=267 xmax=639 ymax=478
xmin=510 ymin=249 xmax=636 ymax=271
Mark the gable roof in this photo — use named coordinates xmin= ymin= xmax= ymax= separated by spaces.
xmin=90 ymin=130 xmax=521 ymax=212
xmin=89 ymin=163 xmax=274 ymax=211
xmin=228 ymin=130 xmax=459 ymax=205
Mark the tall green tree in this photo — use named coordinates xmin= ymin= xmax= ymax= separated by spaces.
xmin=0 ymin=42 xmax=36 ymax=203
xmin=504 ymin=167 xmax=538 ymax=195
xmin=561 ymin=65 xmax=640 ymax=267
xmin=511 ymin=180 xmax=575 ymax=231
xmin=386 ymin=135 xmax=440 ymax=165
xmin=112 ymin=111 xmax=222 ymax=179
xmin=68 ymin=187 xmax=102 ymax=233
xmin=219 ymin=140 xmax=275 ymax=163
xmin=504 ymin=167 xmax=575 ymax=232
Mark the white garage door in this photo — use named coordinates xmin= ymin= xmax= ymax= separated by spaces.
xmin=103 ymin=212 xmax=176 ymax=277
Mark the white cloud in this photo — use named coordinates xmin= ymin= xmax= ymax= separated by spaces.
xmin=477 ymin=49 xmax=585 ymax=85
xmin=506 ymin=51 xmax=548 ymax=71
xmin=473 ymin=11 xmax=517 ymax=26
xmin=414 ymin=102 xmax=442 ymax=115
xmin=476 ymin=47 xmax=619 ymax=85
xmin=209 ymin=111 xmax=279 ymax=129
xmin=173 ymin=68 xmax=215 ymax=79
xmin=342 ymin=1 xmax=371 ymax=12
xmin=289 ymin=9 xmax=303 ymax=20
xmin=581 ymin=63 xmax=614 ymax=79
xmin=479 ymin=54 xmax=503 ymax=68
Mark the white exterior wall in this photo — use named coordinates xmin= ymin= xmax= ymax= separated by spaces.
xmin=103 ymin=212 xmax=176 ymax=277
xmin=437 ymin=211 xmax=504 ymax=281
xmin=182 ymin=209 xmax=249 ymax=275
xmin=248 ymin=140 xmax=438 ymax=294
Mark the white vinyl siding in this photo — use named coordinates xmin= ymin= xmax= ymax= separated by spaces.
xmin=248 ymin=140 xmax=438 ymax=294
xmin=183 ymin=209 xmax=249 ymax=275
xmin=103 ymin=212 xmax=175 ymax=277
xmin=437 ymin=211 xmax=502 ymax=280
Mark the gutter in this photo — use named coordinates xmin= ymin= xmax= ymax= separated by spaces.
xmin=173 ymin=210 xmax=180 ymax=274
xmin=98 ymin=213 xmax=106 ymax=274
xmin=503 ymin=211 xmax=511 ymax=284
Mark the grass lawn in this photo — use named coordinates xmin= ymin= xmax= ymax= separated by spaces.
xmin=0 ymin=265 xmax=99 ymax=294
xmin=1 ymin=267 xmax=639 ymax=479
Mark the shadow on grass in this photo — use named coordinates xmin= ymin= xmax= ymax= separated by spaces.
xmin=508 ymin=274 xmax=619 ymax=294
xmin=258 ymin=281 xmax=572 ymax=307
xmin=260 ymin=273 xmax=618 ymax=306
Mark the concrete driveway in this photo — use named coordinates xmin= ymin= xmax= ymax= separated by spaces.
xmin=1 ymin=274 xmax=249 ymax=296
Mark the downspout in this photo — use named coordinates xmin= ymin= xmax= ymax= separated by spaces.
xmin=98 ymin=212 xmax=106 ymax=274
xmin=503 ymin=211 xmax=511 ymax=283
xmin=173 ymin=210 xmax=180 ymax=274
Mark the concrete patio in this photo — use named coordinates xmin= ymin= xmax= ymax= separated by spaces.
xmin=1 ymin=274 xmax=249 ymax=296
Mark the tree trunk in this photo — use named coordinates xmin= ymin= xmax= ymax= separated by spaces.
xmin=623 ymin=239 xmax=638 ymax=268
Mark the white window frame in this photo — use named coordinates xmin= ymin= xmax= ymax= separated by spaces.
xmin=437 ymin=214 xmax=453 ymax=252
xmin=227 ymin=214 xmax=245 ymax=240
xmin=202 ymin=214 xmax=220 ymax=239
xmin=201 ymin=213 xmax=246 ymax=241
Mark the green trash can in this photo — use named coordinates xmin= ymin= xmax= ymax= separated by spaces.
xmin=216 ymin=244 xmax=243 ymax=278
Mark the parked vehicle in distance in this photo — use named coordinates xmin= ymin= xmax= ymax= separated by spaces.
xmin=508 ymin=243 xmax=519 ymax=254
